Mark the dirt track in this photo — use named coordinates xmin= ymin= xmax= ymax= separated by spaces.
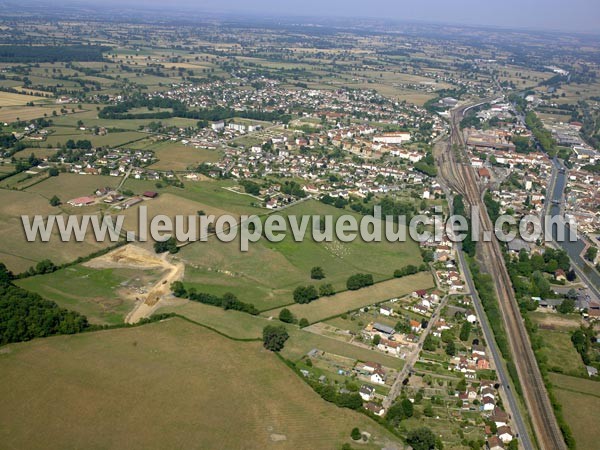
xmin=86 ymin=245 xmax=184 ymax=324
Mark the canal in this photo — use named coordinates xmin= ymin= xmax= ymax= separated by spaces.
xmin=549 ymin=161 xmax=600 ymax=292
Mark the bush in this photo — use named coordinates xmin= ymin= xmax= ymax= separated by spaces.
xmin=351 ymin=427 xmax=361 ymax=441
xmin=346 ymin=273 xmax=374 ymax=290
xmin=180 ymin=289 xmax=258 ymax=315
xmin=293 ymin=285 xmax=319 ymax=304
xmin=319 ymin=283 xmax=335 ymax=297
xmin=393 ymin=264 xmax=419 ymax=278
xmin=298 ymin=318 xmax=309 ymax=328
xmin=311 ymin=266 xmax=325 ymax=279
xmin=49 ymin=195 xmax=61 ymax=206
xmin=154 ymin=237 xmax=178 ymax=254
xmin=279 ymin=308 xmax=295 ymax=324
xmin=0 ymin=269 xmax=90 ymax=344
xmin=406 ymin=427 xmax=436 ymax=450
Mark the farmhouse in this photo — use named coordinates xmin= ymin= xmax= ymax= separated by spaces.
xmin=372 ymin=322 xmax=395 ymax=336
xmin=486 ymin=436 xmax=504 ymax=450
xmin=497 ymin=426 xmax=514 ymax=443
xmin=410 ymin=320 xmax=421 ymax=333
xmin=68 ymin=196 xmax=95 ymax=207
xmin=122 ymin=197 xmax=143 ymax=209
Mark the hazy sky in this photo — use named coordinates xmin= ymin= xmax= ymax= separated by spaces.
xmin=109 ymin=0 xmax=600 ymax=33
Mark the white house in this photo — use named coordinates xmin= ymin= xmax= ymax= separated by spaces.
xmin=481 ymin=396 xmax=495 ymax=411
xmin=370 ymin=369 xmax=386 ymax=385
xmin=466 ymin=312 xmax=477 ymax=324
xmin=379 ymin=306 xmax=393 ymax=316
xmin=359 ymin=385 xmax=375 ymax=401
xmin=497 ymin=426 xmax=514 ymax=444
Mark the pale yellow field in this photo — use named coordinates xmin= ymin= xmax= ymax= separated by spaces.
xmin=0 ymin=318 xmax=402 ymax=450
xmin=0 ymin=105 xmax=65 ymax=123
xmin=0 ymin=91 xmax=45 ymax=106
xmin=0 ymin=189 xmax=112 ymax=274
xmin=266 ymin=272 xmax=435 ymax=324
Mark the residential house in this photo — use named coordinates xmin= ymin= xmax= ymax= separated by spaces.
xmin=359 ymin=385 xmax=375 ymax=401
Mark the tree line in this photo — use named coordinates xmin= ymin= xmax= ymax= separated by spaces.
xmin=0 ymin=263 xmax=90 ymax=345
xmin=98 ymin=97 xmax=291 ymax=123
xmin=171 ymin=282 xmax=258 ymax=315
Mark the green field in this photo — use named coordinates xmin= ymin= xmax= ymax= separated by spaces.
xmin=179 ymin=199 xmax=425 ymax=310
xmin=549 ymin=373 xmax=600 ymax=450
xmin=266 ymin=272 xmax=434 ymax=323
xmin=146 ymin=141 xmax=222 ymax=171
xmin=159 ymin=301 xmax=405 ymax=369
xmin=0 ymin=318 xmax=402 ymax=450
xmin=536 ymin=328 xmax=587 ymax=377
xmin=15 ymin=265 xmax=148 ymax=325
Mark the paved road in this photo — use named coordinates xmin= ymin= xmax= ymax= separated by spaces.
xmin=382 ymin=294 xmax=450 ymax=410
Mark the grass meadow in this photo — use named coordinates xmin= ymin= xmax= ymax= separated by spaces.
xmin=179 ymin=199 xmax=425 ymax=310
xmin=549 ymin=373 xmax=600 ymax=450
xmin=0 ymin=318 xmax=402 ymax=450
xmin=15 ymin=265 xmax=152 ymax=325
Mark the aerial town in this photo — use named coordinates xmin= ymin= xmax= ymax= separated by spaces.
xmin=0 ymin=3 xmax=598 ymax=450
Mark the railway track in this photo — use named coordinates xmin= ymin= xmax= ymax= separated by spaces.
xmin=439 ymin=101 xmax=567 ymax=450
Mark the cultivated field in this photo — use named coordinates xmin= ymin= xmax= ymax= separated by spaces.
xmin=146 ymin=141 xmax=222 ymax=171
xmin=44 ymin=129 xmax=147 ymax=148
xmin=25 ymin=172 xmax=120 ymax=201
xmin=0 ymin=319 xmax=402 ymax=450
xmin=0 ymin=91 xmax=46 ymax=106
xmin=266 ymin=272 xmax=434 ymax=323
xmin=0 ymin=189 xmax=112 ymax=274
xmin=0 ymin=105 xmax=66 ymax=123
xmin=549 ymin=373 xmax=600 ymax=450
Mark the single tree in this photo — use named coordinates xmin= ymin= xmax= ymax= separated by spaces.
xmin=372 ymin=334 xmax=381 ymax=345
xmin=262 ymin=325 xmax=289 ymax=352
xmin=585 ymin=246 xmax=598 ymax=262
xmin=406 ymin=427 xmax=436 ymax=450
xmin=49 ymin=195 xmax=61 ymax=206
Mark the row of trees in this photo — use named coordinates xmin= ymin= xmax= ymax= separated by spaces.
xmin=393 ymin=264 xmax=427 ymax=278
xmin=99 ymin=96 xmax=291 ymax=123
xmin=171 ymin=282 xmax=258 ymax=315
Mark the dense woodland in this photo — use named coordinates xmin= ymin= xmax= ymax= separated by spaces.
xmin=0 ymin=263 xmax=90 ymax=345
xmin=0 ymin=45 xmax=108 ymax=63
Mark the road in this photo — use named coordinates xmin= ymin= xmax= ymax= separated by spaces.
xmin=382 ymin=294 xmax=450 ymax=410
xmin=455 ymin=245 xmax=533 ymax=450
xmin=437 ymin=100 xmax=567 ymax=450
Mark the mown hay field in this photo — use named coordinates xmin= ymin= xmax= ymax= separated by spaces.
xmin=0 ymin=318 xmax=402 ymax=450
